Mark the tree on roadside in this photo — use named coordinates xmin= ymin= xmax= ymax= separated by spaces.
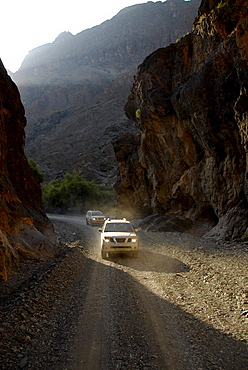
xmin=41 ymin=171 xmax=116 ymax=213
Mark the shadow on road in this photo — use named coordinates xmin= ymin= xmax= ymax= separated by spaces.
xmin=66 ymin=255 xmax=248 ymax=370
xmin=107 ymin=250 xmax=190 ymax=273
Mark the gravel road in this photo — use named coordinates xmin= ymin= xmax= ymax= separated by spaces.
xmin=0 ymin=214 xmax=247 ymax=369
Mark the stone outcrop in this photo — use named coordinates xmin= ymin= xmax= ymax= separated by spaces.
xmin=115 ymin=0 xmax=248 ymax=240
xmin=11 ymin=0 xmax=201 ymax=184
xmin=0 ymin=61 xmax=57 ymax=281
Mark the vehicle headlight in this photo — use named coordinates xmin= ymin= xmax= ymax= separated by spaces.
xmin=104 ymin=238 xmax=110 ymax=243
xmin=131 ymin=238 xmax=137 ymax=243
xmin=92 ymin=217 xmax=96 ymax=220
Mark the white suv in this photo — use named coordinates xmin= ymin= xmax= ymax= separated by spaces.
xmin=99 ymin=219 xmax=139 ymax=259
xmin=86 ymin=210 xmax=106 ymax=226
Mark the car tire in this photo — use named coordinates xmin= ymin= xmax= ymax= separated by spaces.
xmin=101 ymin=251 xmax=107 ymax=259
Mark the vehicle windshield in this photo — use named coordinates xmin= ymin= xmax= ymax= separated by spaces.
xmin=92 ymin=211 xmax=103 ymax=216
xmin=104 ymin=223 xmax=133 ymax=232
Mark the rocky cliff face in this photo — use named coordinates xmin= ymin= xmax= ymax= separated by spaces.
xmin=0 ymin=61 xmax=57 ymax=281
xmin=11 ymin=0 xmax=200 ymax=184
xmin=115 ymin=0 xmax=248 ymax=240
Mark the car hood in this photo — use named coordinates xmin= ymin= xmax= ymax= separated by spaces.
xmin=103 ymin=232 xmax=137 ymax=237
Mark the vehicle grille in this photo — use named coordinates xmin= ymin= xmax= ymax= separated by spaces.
xmin=109 ymin=237 xmax=134 ymax=243
xmin=112 ymin=238 xmax=126 ymax=243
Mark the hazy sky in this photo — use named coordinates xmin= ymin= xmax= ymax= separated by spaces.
xmin=1 ymin=0 xmax=146 ymax=72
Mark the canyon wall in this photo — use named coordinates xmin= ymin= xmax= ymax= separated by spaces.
xmin=0 ymin=61 xmax=57 ymax=281
xmin=114 ymin=0 xmax=248 ymax=240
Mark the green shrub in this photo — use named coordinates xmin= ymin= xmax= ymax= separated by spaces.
xmin=41 ymin=171 xmax=117 ymax=213
xmin=28 ymin=158 xmax=45 ymax=183
xmin=216 ymin=1 xmax=227 ymax=9
xmin=135 ymin=109 xmax=141 ymax=119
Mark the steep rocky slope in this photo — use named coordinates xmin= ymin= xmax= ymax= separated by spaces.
xmin=11 ymin=0 xmax=200 ymax=184
xmin=114 ymin=0 xmax=248 ymax=239
xmin=0 ymin=61 xmax=57 ymax=281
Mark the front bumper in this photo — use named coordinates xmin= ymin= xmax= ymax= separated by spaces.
xmin=101 ymin=242 xmax=139 ymax=254
xmin=91 ymin=218 xmax=106 ymax=225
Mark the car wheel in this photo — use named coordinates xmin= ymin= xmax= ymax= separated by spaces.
xmin=101 ymin=251 xmax=107 ymax=259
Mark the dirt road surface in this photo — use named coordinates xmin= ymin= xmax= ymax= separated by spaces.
xmin=0 ymin=214 xmax=247 ymax=369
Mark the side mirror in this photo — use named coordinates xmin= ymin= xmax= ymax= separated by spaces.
xmin=98 ymin=228 xmax=102 ymax=232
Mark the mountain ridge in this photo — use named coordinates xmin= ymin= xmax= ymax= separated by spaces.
xmin=11 ymin=0 xmax=200 ymax=184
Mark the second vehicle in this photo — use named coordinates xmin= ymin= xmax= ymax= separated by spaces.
xmin=86 ymin=210 xmax=107 ymax=226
